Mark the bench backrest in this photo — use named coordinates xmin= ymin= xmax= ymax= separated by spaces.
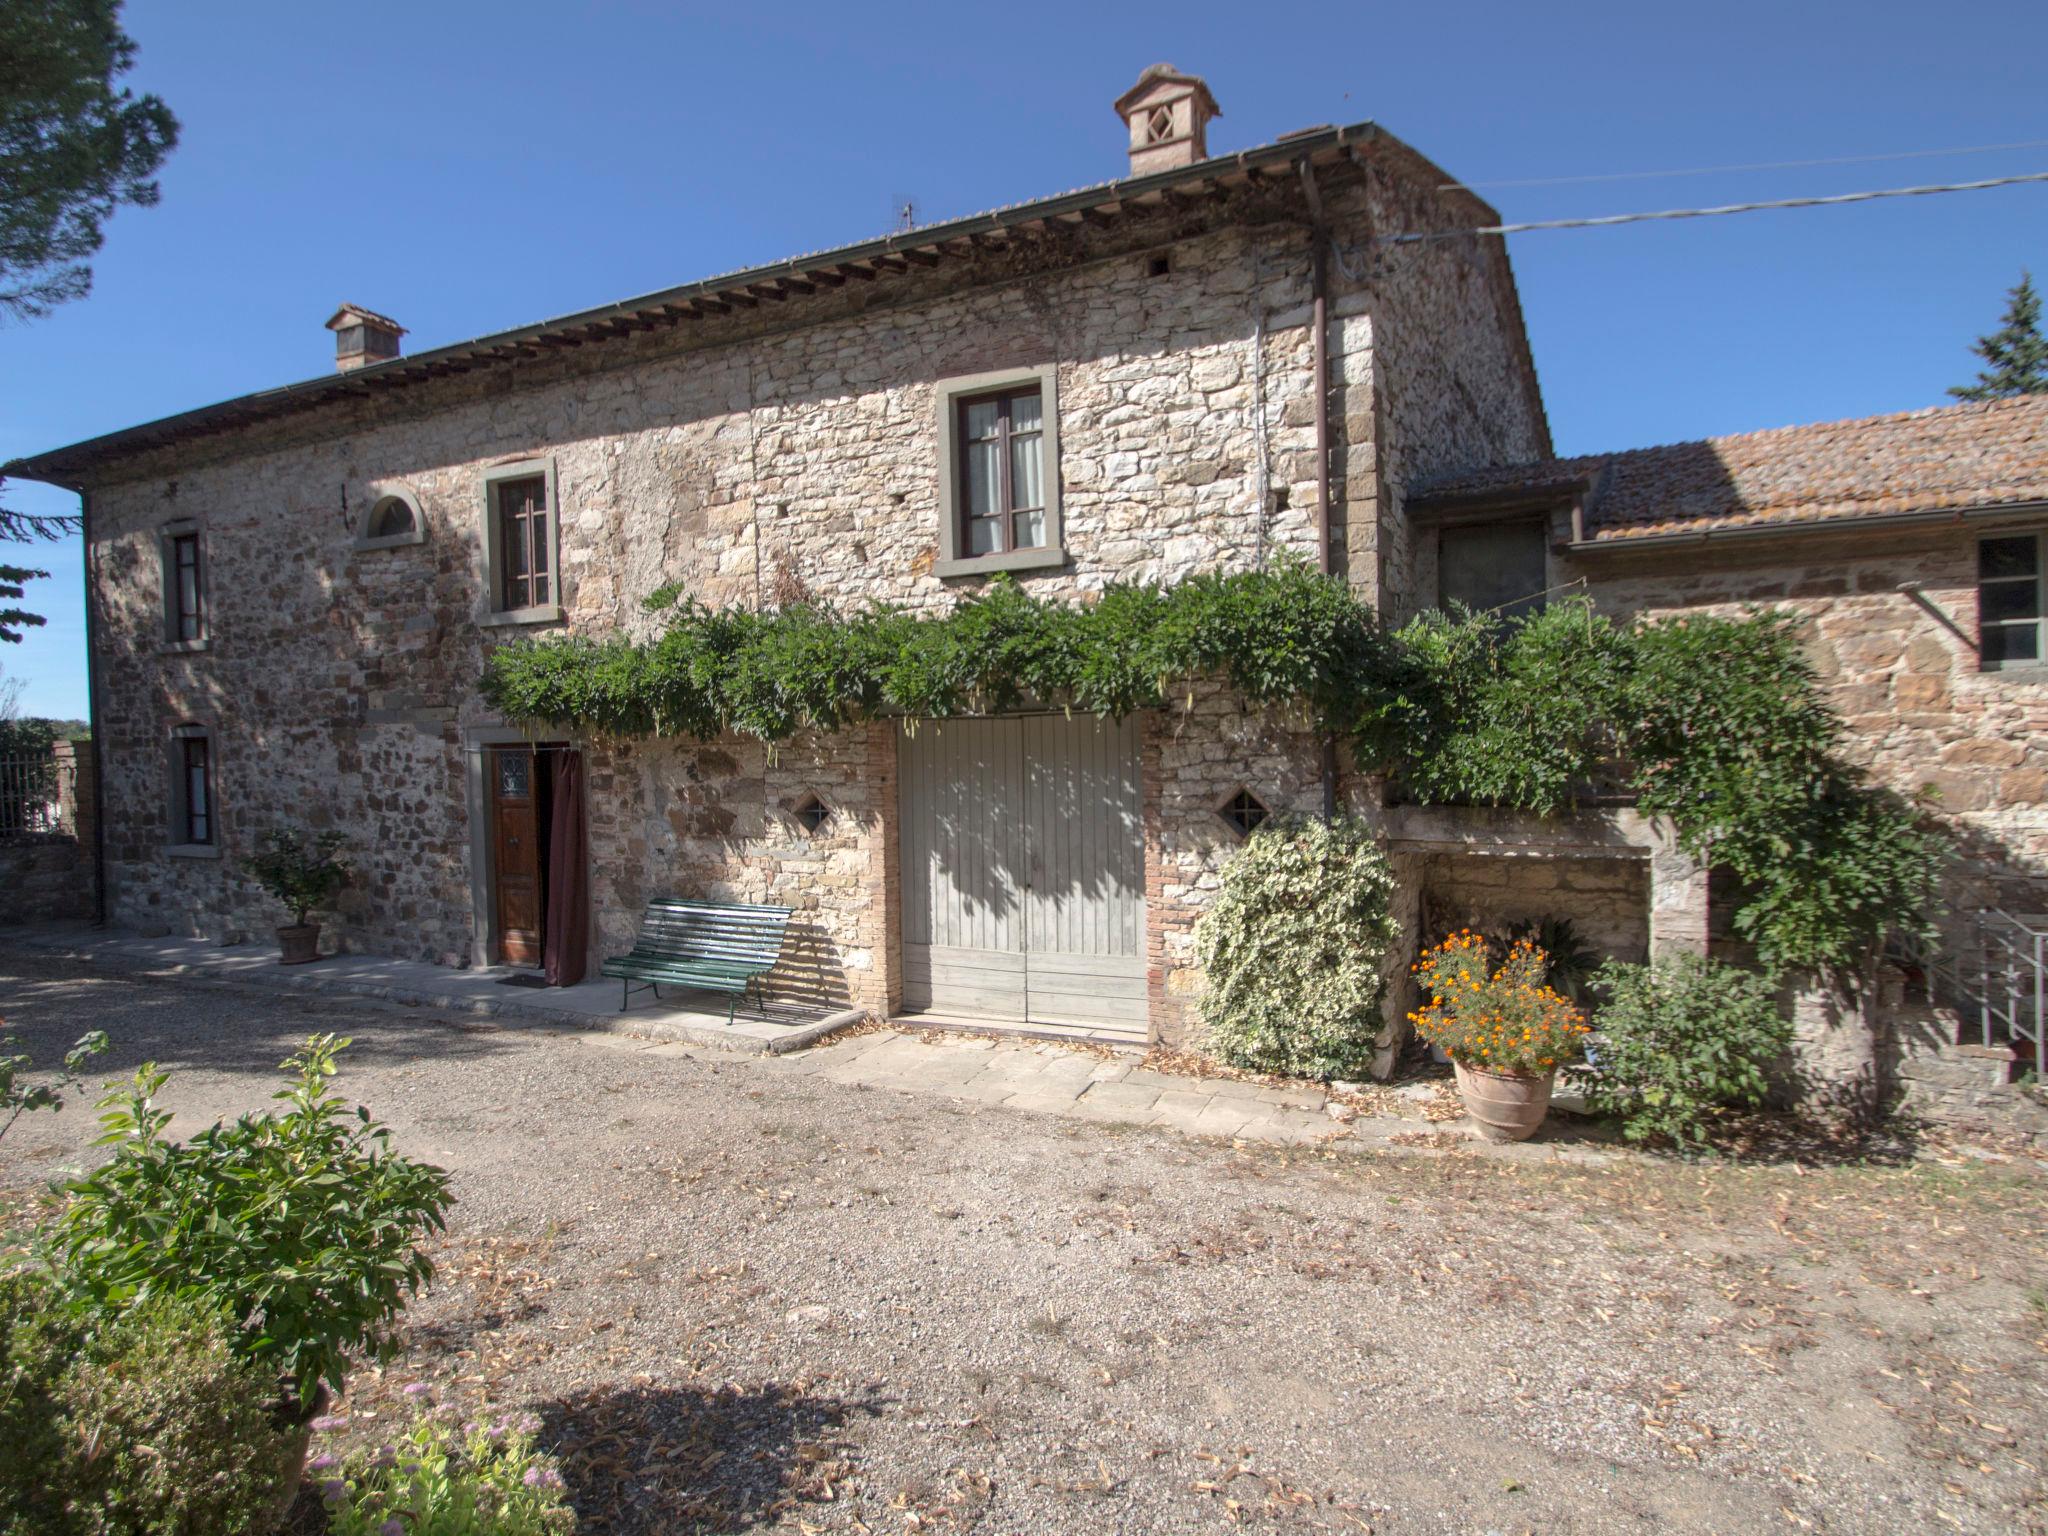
xmin=634 ymin=898 xmax=793 ymax=969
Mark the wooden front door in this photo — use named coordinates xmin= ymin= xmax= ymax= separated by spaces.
xmin=490 ymin=746 xmax=543 ymax=966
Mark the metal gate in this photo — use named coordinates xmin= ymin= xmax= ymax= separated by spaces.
xmin=898 ymin=714 xmax=1146 ymax=1041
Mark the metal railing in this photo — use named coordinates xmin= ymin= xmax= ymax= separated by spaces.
xmin=0 ymin=749 xmax=72 ymax=837
xmin=1892 ymin=900 xmax=2047 ymax=1079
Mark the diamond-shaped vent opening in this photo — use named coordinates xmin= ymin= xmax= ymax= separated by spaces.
xmin=793 ymin=793 xmax=831 ymax=835
xmin=1146 ymin=105 xmax=1175 ymax=143
xmin=1219 ymin=788 xmax=1269 ymax=838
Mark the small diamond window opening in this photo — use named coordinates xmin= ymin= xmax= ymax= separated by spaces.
xmin=1146 ymin=105 xmax=1175 ymax=143
xmin=1219 ymin=788 xmax=1269 ymax=838
xmin=793 ymin=794 xmax=831 ymax=834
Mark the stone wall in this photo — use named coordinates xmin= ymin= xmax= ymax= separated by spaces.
xmin=1418 ymin=851 xmax=1649 ymax=968
xmin=1572 ymin=526 xmax=2048 ymax=913
xmin=1572 ymin=527 xmax=2048 ymax=1103
xmin=1143 ymin=685 xmax=1346 ymax=1045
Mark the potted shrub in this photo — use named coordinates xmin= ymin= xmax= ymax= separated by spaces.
xmin=242 ymin=828 xmax=350 ymax=964
xmin=1409 ymin=930 xmax=1591 ymax=1142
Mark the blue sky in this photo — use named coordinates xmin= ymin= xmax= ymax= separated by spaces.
xmin=5 ymin=0 xmax=2046 ymax=719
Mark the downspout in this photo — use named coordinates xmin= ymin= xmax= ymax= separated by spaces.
xmin=1301 ymin=160 xmax=1339 ymax=820
xmin=80 ymin=489 xmax=107 ymax=927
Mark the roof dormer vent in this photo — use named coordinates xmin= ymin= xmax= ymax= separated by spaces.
xmin=1114 ymin=64 xmax=1221 ymax=176
xmin=325 ymin=303 xmax=405 ymax=372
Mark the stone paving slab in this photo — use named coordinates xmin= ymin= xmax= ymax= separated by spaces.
xmin=2 ymin=923 xmax=864 ymax=1057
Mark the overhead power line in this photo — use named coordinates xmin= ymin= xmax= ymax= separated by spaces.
xmin=1443 ymin=137 xmax=2048 ymax=191
xmin=1381 ymin=171 xmax=2048 ymax=245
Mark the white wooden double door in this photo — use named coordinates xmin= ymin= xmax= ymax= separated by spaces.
xmin=899 ymin=714 xmax=1147 ymax=1042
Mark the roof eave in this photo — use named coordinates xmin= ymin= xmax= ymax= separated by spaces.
xmin=1568 ymin=498 xmax=2048 ymax=552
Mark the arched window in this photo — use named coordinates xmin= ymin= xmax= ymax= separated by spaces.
xmin=355 ymin=487 xmax=426 ymax=550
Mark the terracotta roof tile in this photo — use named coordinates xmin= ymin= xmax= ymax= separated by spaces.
xmin=1414 ymin=393 xmax=2048 ymax=540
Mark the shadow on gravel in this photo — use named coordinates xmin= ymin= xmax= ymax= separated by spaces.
xmin=0 ymin=953 xmax=531 ymax=1078
xmin=538 ymin=1380 xmax=886 ymax=1534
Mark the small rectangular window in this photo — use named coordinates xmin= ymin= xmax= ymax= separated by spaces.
xmin=956 ymin=387 xmax=1047 ymax=557
xmin=1438 ymin=521 xmax=1547 ymax=621
xmin=180 ymin=736 xmax=212 ymax=845
xmin=495 ymin=475 xmax=550 ymax=612
xmin=1979 ymin=533 xmax=2043 ymax=670
xmin=168 ymin=530 xmax=203 ymax=641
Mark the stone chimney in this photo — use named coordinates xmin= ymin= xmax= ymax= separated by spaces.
xmin=1114 ymin=64 xmax=1221 ymax=176
xmin=324 ymin=304 xmax=405 ymax=372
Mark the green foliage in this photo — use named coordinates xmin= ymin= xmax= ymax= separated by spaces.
xmin=1581 ymin=955 xmax=1795 ymax=1146
xmin=47 ymin=1035 xmax=453 ymax=1408
xmin=1506 ymin=915 xmax=1599 ymax=1001
xmin=240 ymin=827 xmax=350 ymax=926
xmin=1194 ymin=815 xmax=1401 ymax=1080
xmin=0 ymin=1026 xmax=105 ymax=1143
xmin=0 ymin=1 xmax=180 ymax=322
xmin=1614 ymin=612 xmax=1941 ymax=974
xmin=0 ymin=562 xmax=50 ymax=645
xmin=318 ymin=1397 xmax=575 ymax=1536
xmin=0 ymin=716 xmax=71 ymax=755
xmin=1374 ymin=601 xmax=1626 ymax=814
xmin=1951 ymin=270 xmax=2048 ymax=401
xmin=1 ymin=1272 xmax=297 ymax=1536
xmin=482 ymin=570 xmax=1942 ymax=976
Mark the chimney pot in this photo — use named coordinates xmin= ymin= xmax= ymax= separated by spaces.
xmin=1113 ymin=64 xmax=1221 ymax=176
xmin=324 ymin=303 xmax=405 ymax=372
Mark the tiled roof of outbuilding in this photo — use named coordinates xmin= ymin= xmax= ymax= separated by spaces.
xmin=1413 ymin=393 xmax=2048 ymax=541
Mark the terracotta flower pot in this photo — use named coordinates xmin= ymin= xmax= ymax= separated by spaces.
xmin=1453 ymin=1060 xmax=1556 ymax=1143
xmin=277 ymin=923 xmax=321 ymax=965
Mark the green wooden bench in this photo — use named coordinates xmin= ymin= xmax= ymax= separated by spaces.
xmin=600 ymin=898 xmax=793 ymax=1023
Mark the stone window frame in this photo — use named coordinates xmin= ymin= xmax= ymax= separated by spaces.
xmin=354 ymin=483 xmax=427 ymax=552
xmin=1978 ymin=529 xmax=2046 ymax=675
xmin=933 ymin=364 xmax=1065 ymax=579
xmin=156 ymin=517 xmax=207 ymax=653
xmin=477 ymin=456 xmax=564 ymax=627
xmin=165 ymin=722 xmax=221 ymax=859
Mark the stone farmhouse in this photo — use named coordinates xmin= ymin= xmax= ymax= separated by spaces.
xmin=10 ymin=66 xmax=2045 ymax=1119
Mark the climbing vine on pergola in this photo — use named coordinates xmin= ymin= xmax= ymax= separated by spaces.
xmin=481 ymin=564 xmax=1941 ymax=977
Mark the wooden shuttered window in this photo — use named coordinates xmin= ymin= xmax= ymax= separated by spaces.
xmin=495 ymin=474 xmax=551 ymax=612
xmin=956 ymin=387 xmax=1047 ymax=557
xmin=180 ymin=736 xmax=212 ymax=845
xmin=169 ymin=531 xmax=203 ymax=641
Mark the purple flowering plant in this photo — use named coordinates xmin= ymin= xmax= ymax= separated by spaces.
xmin=316 ymin=1390 xmax=573 ymax=1536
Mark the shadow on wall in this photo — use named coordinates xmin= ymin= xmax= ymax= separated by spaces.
xmin=766 ymin=916 xmax=854 ymax=1012
xmin=536 ymin=1380 xmax=886 ymax=1536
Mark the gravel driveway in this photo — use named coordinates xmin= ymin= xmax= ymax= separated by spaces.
xmin=4 ymin=945 xmax=2046 ymax=1535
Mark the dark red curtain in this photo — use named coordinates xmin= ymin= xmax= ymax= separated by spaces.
xmin=543 ymin=750 xmax=589 ymax=987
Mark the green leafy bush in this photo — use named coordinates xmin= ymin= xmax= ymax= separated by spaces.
xmin=1 ymin=1026 xmax=106 ymax=1144
xmin=317 ymin=1396 xmax=575 ymax=1536
xmin=1194 ymin=815 xmax=1400 ymax=1080
xmin=1581 ymin=955 xmax=1794 ymax=1146
xmin=0 ymin=1272 xmax=297 ymax=1536
xmin=240 ymin=828 xmax=351 ymax=926
xmin=47 ymin=1034 xmax=453 ymax=1408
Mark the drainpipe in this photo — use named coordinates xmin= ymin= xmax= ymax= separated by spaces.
xmin=1301 ymin=160 xmax=1339 ymax=820
xmin=80 ymin=488 xmax=107 ymax=927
